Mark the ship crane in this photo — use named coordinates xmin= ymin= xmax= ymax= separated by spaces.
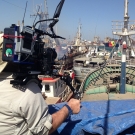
xmin=31 ymin=0 xmax=61 ymax=46
xmin=30 ymin=0 xmax=49 ymax=31
xmin=113 ymin=0 xmax=135 ymax=93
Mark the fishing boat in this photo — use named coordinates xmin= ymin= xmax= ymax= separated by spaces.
xmin=55 ymin=23 xmax=88 ymax=70
xmin=39 ymin=65 xmax=74 ymax=104
xmin=103 ymin=38 xmax=120 ymax=48
xmin=73 ymin=54 xmax=105 ymax=83
xmin=73 ymin=43 xmax=111 ymax=83
xmin=67 ymin=22 xmax=91 ymax=54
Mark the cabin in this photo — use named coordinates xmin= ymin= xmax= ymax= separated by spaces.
xmin=41 ymin=77 xmax=66 ymax=97
xmin=39 ymin=76 xmax=73 ymax=104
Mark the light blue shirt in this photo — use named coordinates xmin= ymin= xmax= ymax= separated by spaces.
xmin=0 ymin=78 xmax=52 ymax=135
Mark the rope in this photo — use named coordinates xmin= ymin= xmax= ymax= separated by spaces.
xmin=1 ymin=0 xmax=32 ymax=12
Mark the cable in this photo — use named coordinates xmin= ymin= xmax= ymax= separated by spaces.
xmin=19 ymin=39 xmax=36 ymax=62
xmin=33 ymin=6 xmax=40 ymax=27
xmin=22 ymin=1 xmax=28 ymax=25
xmin=1 ymin=0 xmax=32 ymax=12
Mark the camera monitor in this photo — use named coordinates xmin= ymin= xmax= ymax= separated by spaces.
xmin=20 ymin=26 xmax=34 ymax=54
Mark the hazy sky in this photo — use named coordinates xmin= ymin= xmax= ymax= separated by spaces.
xmin=1 ymin=0 xmax=135 ymax=41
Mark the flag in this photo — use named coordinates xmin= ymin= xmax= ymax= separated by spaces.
xmin=109 ymin=41 xmax=115 ymax=47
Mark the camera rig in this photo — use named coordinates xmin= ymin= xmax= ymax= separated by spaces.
xmin=1 ymin=0 xmax=81 ymax=99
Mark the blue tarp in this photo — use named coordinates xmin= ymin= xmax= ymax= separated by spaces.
xmin=49 ymin=100 xmax=135 ymax=135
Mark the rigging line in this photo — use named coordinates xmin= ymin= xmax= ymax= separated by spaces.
xmin=33 ymin=5 xmax=40 ymax=27
xmin=1 ymin=0 xmax=32 ymax=12
xmin=22 ymin=1 xmax=28 ymax=25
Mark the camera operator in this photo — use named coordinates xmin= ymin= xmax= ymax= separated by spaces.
xmin=0 ymin=58 xmax=81 ymax=135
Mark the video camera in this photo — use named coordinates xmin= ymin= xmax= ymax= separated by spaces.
xmin=1 ymin=0 xmax=81 ymax=99
xmin=2 ymin=0 xmax=65 ymax=85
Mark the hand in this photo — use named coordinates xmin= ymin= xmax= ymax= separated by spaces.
xmin=42 ymin=92 xmax=47 ymax=100
xmin=67 ymin=98 xmax=81 ymax=114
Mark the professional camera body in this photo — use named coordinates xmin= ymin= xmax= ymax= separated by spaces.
xmin=2 ymin=0 xmax=65 ymax=85
xmin=2 ymin=25 xmax=57 ymax=76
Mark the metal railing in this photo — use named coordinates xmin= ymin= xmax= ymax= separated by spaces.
xmin=107 ymin=59 xmax=135 ymax=66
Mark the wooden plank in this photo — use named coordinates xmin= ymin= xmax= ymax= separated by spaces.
xmin=45 ymin=97 xmax=61 ymax=105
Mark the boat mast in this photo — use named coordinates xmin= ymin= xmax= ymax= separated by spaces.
xmin=44 ymin=0 xmax=49 ymax=20
xmin=75 ymin=22 xmax=82 ymax=45
xmin=31 ymin=0 xmax=49 ymax=31
xmin=113 ymin=0 xmax=135 ymax=93
xmin=120 ymin=0 xmax=129 ymax=94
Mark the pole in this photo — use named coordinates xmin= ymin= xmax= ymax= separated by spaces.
xmin=120 ymin=0 xmax=129 ymax=94
xmin=113 ymin=0 xmax=135 ymax=93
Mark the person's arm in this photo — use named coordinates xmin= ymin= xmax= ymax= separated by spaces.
xmin=49 ymin=106 xmax=69 ymax=134
xmin=19 ymin=82 xmax=80 ymax=135
xmin=18 ymin=82 xmax=53 ymax=135
xmin=49 ymin=99 xmax=80 ymax=134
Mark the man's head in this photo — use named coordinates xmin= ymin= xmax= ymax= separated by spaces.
xmin=69 ymin=70 xmax=72 ymax=73
xmin=70 ymin=69 xmax=74 ymax=73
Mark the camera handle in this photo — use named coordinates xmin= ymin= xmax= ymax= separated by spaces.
xmin=58 ymin=75 xmax=81 ymax=100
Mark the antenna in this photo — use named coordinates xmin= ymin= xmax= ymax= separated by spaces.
xmin=32 ymin=5 xmax=40 ymax=29
xmin=44 ymin=0 xmax=49 ymax=19
xmin=22 ymin=1 xmax=28 ymax=27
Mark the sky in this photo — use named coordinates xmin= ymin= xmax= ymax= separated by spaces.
xmin=1 ymin=0 xmax=135 ymax=41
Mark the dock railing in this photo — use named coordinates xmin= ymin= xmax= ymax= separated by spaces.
xmin=107 ymin=59 xmax=135 ymax=66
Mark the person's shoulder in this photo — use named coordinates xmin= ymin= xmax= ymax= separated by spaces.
xmin=0 ymin=72 xmax=12 ymax=80
xmin=0 ymin=72 xmax=14 ymax=90
xmin=19 ymin=82 xmax=47 ymax=111
xmin=26 ymin=82 xmax=41 ymax=94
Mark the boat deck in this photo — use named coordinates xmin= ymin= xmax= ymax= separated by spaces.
xmin=82 ymin=92 xmax=135 ymax=101
xmin=79 ymin=63 xmax=135 ymax=102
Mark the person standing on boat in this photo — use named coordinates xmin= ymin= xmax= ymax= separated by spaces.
xmin=0 ymin=58 xmax=81 ymax=135
xmin=70 ymin=69 xmax=76 ymax=86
